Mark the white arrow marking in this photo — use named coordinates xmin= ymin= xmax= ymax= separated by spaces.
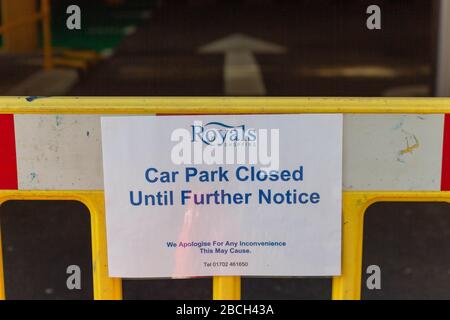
xmin=199 ymin=33 xmax=286 ymax=95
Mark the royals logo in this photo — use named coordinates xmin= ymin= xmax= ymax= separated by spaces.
xmin=171 ymin=120 xmax=280 ymax=170
xmin=191 ymin=122 xmax=257 ymax=146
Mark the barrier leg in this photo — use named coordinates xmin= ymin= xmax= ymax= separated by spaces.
xmin=331 ymin=193 xmax=365 ymax=300
xmin=213 ymin=276 xmax=241 ymax=300
xmin=88 ymin=193 xmax=122 ymax=300
xmin=41 ymin=0 xmax=54 ymax=69
xmin=1 ymin=0 xmax=38 ymax=52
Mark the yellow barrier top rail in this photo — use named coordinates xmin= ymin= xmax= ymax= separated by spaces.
xmin=1 ymin=97 xmax=450 ymax=114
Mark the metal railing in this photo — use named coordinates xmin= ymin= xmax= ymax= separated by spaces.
xmin=0 ymin=0 xmax=53 ymax=69
xmin=1 ymin=97 xmax=449 ymax=300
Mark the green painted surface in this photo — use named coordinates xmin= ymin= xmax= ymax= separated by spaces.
xmin=1 ymin=0 xmax=156 ymax=52
xmin=52 ymin=0 xmax=156 ymax=52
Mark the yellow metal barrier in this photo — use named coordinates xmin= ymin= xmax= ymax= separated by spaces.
xmin=1 ymin=97 xmax=450 ymax=300
xmin=213 ymin=276 xmax=241 ymax=300
xmin=2 ymin=97 xmax=450 ymax=114
xmin=0 ymin=0 xmax=54 ymax=69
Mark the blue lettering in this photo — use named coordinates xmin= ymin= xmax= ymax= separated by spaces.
xmin=145 ymin=168 xmax=158 ymax=183
xmin=129 ymin=191 xmax=142 ymax=206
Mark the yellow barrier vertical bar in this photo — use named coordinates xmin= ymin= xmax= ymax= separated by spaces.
xmin=41 ymin=0 xmax=54 ymax=69
xmin=88 ymin=193 xmax=122 ymax=300
xmin=1 ymin=0 xmax=39 ymax=52
xmin=0 ymin=228 xmax=5 ymax=300
xmin=331 ymin=193 xmax=365 ymax=300
xmin=213 ymin=276 xmax=241 ymax=300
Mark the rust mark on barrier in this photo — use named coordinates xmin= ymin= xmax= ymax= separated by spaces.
xmin=400 ymin=135 xmax=420 ymax=155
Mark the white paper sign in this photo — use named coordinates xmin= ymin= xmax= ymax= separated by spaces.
xmin=101 ymin=114 xmax=342 ymax=278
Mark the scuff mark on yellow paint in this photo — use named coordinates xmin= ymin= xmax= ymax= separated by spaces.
xmin=399 ymin=135 xmax=419 ymax=155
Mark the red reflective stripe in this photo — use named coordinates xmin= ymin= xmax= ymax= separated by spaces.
xmin=0 ymin=114 xmax=18 ymax=190
xmin=441 ymin=114 xmax=450 ymax=190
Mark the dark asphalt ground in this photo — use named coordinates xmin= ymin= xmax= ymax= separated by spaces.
xmin=0 ymin=54 xmax=41 ymax=95
xmin=1 ymin=0 xmax=450 ymax=300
